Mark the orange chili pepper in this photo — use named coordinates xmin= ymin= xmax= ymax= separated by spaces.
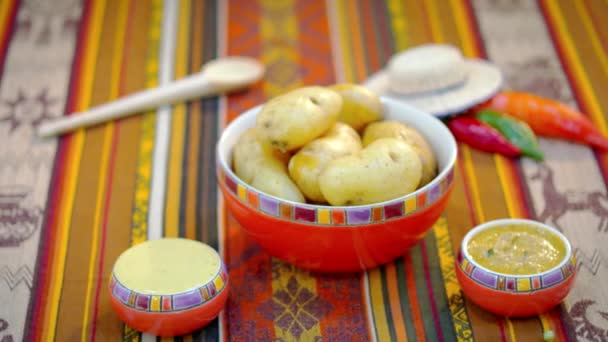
xmin=473 ymin=91 xmax=608 ymax=151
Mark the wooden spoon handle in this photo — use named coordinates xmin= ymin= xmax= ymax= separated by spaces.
xmin=37 ymin=72 xmax=217 ymax=137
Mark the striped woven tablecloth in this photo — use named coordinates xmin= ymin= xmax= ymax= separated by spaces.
xmin=1 ymin=0 xmax=608 ymax=341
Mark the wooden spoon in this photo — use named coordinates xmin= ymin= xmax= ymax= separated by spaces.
xmin=38 ymin=56 xmax=265 ymax=137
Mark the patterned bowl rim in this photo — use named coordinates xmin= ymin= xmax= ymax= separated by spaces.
xmin=109 ymin=265 xmax=228 ymax=313
xmin=460 ymin=218 xmax=573 ymax=279
xmin=216 ymin=97 xmax=458 ymax=224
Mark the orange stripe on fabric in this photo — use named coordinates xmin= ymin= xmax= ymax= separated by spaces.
xmin=385 ymin=263 xmax=408 ymax=342
xmin=164 ymin=0 xmax=191 ymax=237
xmin=461 ymin=147 xmax=485 ymax=223
xmin=0 ymin=1 xmax=9 ymax=26
xmin=0 ymin=0 xmax=16 ymax=51
xmin=402 ymin=0 xmax=432 ymax=46
xmin=368 ymin=269 xmax=391 ymax=342
xmin=575 ymin=0 xmax=608 ymax=84
xmin=357 ymin=0 xmax=381 ymax=71
xmin=404 ymin=255 xmax=426 ymax=342
xmin=79 ymin=128 xmax=113 ymax=340
xmin=424 ymin=0 xmax=444 ymax=43
xmin=42 ymin=0 xmax=106 ymax=340
xmin=448 ymin=0 xmax=476 ymax=57
xmin=80 ymin=0 xmax=128 ymax=338
xmin=344 ymin=0 xmax=366 ymax=81
xmin=543 ymin=0 xmax=608 ymax=136
xmin=386 ymin=0 xmax=407 ymax=51
xmin=43 ymin=136 xmax=86 ymax=342
xmin=494 ymin=156 xmax=526 ymax=218
xmin=585 ymin=0 xmax=608 ymax=48
xmin=33 ymin=152 xmax=66 ymax=341
xmin=333 ymin=0 xmax=355 ymax=83
xmin=541 ymin=0 xmax=608 ymax=213
xmin=185 ymin=0 xmax=203 ymax=240
xmin=562 ymin=0 xmax=608 ymax=194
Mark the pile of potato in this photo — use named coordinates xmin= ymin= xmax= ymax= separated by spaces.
xmin=232 ymin=84 xmax=438 ymax=206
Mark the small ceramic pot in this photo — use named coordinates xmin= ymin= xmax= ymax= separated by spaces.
xmin=455 ymin=219 xmax=576 ymax=317
xmin=109 ymin=238 xmax=229 ymax=336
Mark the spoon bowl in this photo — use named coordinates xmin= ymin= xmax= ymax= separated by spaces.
xmin=202 ymin=56 xmax=265 ymax=88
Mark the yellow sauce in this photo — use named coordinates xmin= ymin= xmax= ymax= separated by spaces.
xmin=467 ymin=224 xmax=566 ymax=275
xmin=113 ymin=238 xmax=221 ymax=295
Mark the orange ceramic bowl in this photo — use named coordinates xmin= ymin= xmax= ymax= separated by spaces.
xmin=216 ymin=97 xmax=457 ymax=272
xmin=109 ymin=239 xmax=229 ymax=336
xmin=456 ymin=219 xmax=576 ymax=317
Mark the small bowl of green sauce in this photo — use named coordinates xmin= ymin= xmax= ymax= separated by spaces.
xmin=456 ymin=218 xmax=576 ymax=317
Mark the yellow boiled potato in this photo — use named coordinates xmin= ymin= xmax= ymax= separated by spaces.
xmin=329 ymin=83 xmax=384 ymax=131
xmin=288 ymin=122 xmax=362 ymax=203
xmin=233 ymin=128 xmax=305 ymax=203
xmin=319 ymin=138 xmax=422 ymax=206
xmin=256 ymin=86 xmax=342 ymax=152
xmin=362 ymin=120 xmax=437 ymax=187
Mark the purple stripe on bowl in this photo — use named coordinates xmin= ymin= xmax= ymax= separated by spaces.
xmin=260 ymin=195 xmax=279 ymax=216
xmin=428 ymin=183 xmax=441 ymax=203
xmin=135 ymin=295 xmax=150 ymax=310
xmin=471 ymin=268 xmax=498 ymax=288
xmin=225 ymin=175 xmax=237 ymax=193
xmin=173 ymin=290 xmax=203 ymax=310
xmin=113 ymin=282 xmax=131 ymax=303
xmin=384 ymin=201 xmax=403 ymax=219
xmin=347 ymin=208 xmax=371 ymax=224
xmin=294 ymin=206 xmax=316 ymax=222
xmin=542 ymin=270 xmax=564 ymax=287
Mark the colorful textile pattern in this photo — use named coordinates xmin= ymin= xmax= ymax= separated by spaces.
xmin=0 ymin=0 xmax=607 ymax=341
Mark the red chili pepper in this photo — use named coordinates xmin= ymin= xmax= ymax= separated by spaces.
xmin=473 ymin=91 xmax=608 ymax=151
xmin=448 ymin=116 xmax=522 ymax=157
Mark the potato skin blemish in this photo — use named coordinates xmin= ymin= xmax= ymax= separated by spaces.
xmin=388 ymin=151 xmax=399 ymax=162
